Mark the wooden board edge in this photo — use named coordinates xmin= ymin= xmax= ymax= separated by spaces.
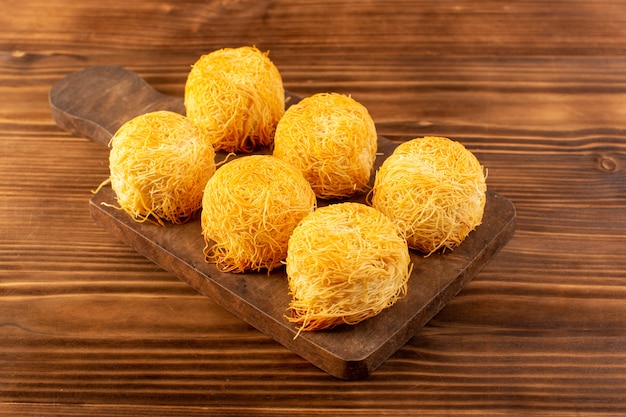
xmin=89 ymin=189 xmax=516 ymax=380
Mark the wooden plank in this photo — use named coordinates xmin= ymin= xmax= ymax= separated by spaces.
xmin=6 ymin=0 xmax=626 ymax=413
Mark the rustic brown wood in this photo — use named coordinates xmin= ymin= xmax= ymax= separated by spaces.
xmin=2 ymin=0 xmax=626 ymax=414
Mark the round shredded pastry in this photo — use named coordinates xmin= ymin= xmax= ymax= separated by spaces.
xmin=108 ymin=110 xmax=216 ymax=225
xmin=286 ymin=202 xmax=411 ymax=334
xmin=371 ymin=136 xmax=487 ymax=255
xmin=201 ymin=155 xmax=317 ymax=273
xmin=184 ymin=46 xmax=285 ymax=153
xmin=272 ymin=92 xmax=378 ymax=199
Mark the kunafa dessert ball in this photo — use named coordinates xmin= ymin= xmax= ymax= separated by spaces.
xmin=108 ymin=110 xmax=216 ymax=225
xmin=184 ymin=46 xmax=285 ymax=153
xmin=272 ymin=93 xmax=378 ymax=199
xmin=371 ymin=136 xmax=487 ymax=255
xmin=285 ymin=202 xmax=411 ymax=334
xmin=201 ymin=155 xmax=316 ymax=273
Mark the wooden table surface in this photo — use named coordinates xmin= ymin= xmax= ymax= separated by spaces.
xmin=2 ymin=1 xmax=626 ymax=415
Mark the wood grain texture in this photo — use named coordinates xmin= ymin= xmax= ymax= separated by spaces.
xmin=2 ymin=0 xmax=626 ymax=415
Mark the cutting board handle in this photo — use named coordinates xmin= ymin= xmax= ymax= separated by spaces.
xmin=49 ymin=66 xmax=186 ymax=147
xmin=49 ymin=65 xmax=301 ymax=148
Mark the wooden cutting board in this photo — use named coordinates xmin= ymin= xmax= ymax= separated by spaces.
xmin=49 ymin=66 xmax=516 ymax=380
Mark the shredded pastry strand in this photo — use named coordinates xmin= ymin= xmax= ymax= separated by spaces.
xmin=273 ymin=93 xmax=378 ymax=199
xmin=285 ymin=202 xmax=412 ymax=336
xmin=201 ymin=155 xmax=316 ymax=273
xmin=108 ymin=110 xmax=216 ymax=225
xmin=371 ymin=136 xmax=487 ymax=255
xmin=184 ymin=46 xmax=285 ymax=153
